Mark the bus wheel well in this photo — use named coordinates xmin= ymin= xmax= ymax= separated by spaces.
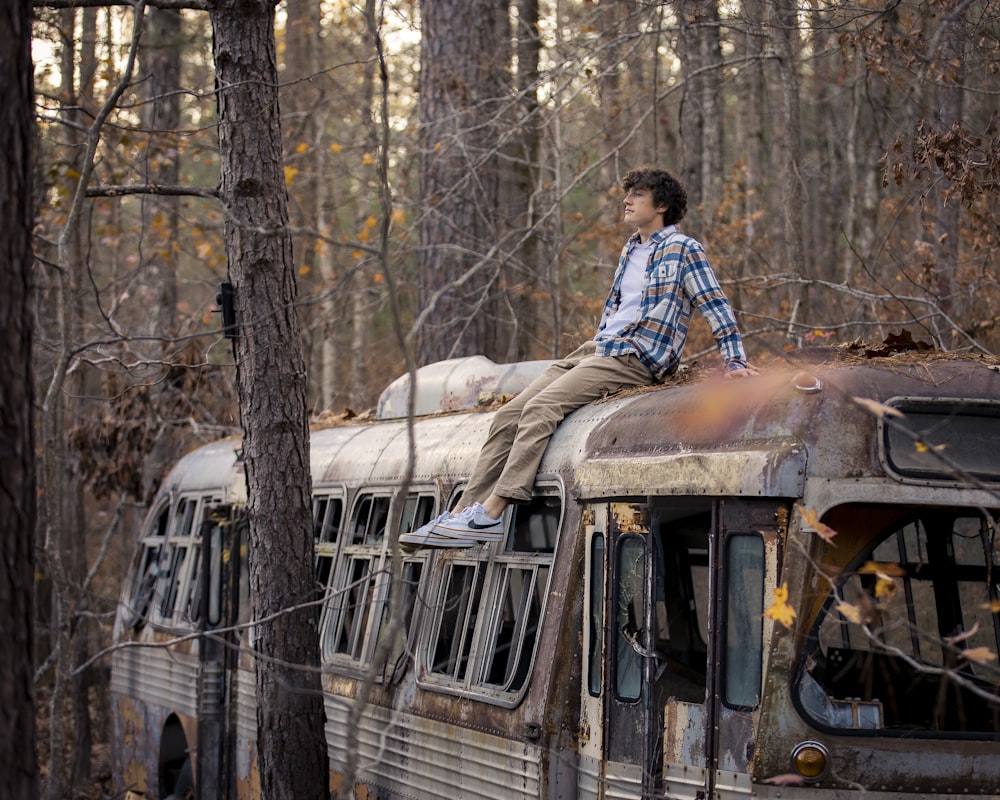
xmin=158 ymin=714 xmax=192 ymax=799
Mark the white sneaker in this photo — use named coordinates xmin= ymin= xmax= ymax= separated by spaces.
xmin=431 ymin=503 xmax=505 ymax=542
xmin=399 ymin=528 xmax=479 ymax=548
xmin=399 ymin=512 xmax=478 ymax=548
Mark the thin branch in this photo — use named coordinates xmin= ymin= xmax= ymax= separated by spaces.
xmin=34 ymin=0 xmax=208 ymax=9
xmin=85 ymin=183 xmax=220 ymax=199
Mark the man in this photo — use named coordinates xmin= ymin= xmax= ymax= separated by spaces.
xmin=401 ymin=166 xmax=756 ymax=547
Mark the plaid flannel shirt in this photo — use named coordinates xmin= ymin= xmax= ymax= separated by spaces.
xmin=594 ymin=225 xmax=748 ymax=379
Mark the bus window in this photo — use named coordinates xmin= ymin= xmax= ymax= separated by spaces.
xmin=127 ymin=501 xmax=170 ymax=629
xmin=322 ymin=493 xmax=391 ymax=663
xmin=421 ymin=489 xmax=562 ymax=699
xmin=158 ymin=498 xmax=198 ymax=622
xmin=481 ymin=560 xmax=550 ymax=691
xmin=649 ymin=509 xmax=710 ymax=706
xmin=615 ymin=535 xmax=646 ymax=702
xmin=429 ymin=562 xmax=487 ymax=681
xmin=373 ymin=492 xmax=435 ymax=680
xmin=723 ymin=533 xmax=764 ymax=709
xmin=314 ymin=494 xmax=344 ymax=592
xmin=399 ymin=493 xmax=436 ymax=536
xmin=797 ymin=506 xmax=1000 ymax=734
xmin=509 ymin=494 xmax=560 ymax=553
xmin=588 ymin=533 xmax=606 ymax=696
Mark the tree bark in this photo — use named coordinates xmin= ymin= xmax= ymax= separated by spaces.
xmin=209 ymin=1 xmax=328 ymax=797
xmin=417 ymin=0 xmax=512 ymax=364
xmin=0 ymin=0 xmax=39 ymax=797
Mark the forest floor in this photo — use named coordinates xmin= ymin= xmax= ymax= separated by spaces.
xmin=35 ymin=670 xmax=115 ymax=798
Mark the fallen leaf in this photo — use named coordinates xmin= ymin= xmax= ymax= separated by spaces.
xmin=961 ymin=646 xmax=998 ymax=665
xmin=797 ymin=504 xmax=838 ymax=546
xmin=858 ymin=561 xmax=907 ymax=577
xmin=837 ymin=601 xmax=864 ymax=624
xmin=764 ymin=582 xmax=798 ymax=629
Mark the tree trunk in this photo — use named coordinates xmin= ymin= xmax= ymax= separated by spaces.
xmin=208 ymin=2 xmax=329 ymax=798
xmin=141 ymin=6 xmax=182 ymax=340
xmin=0 ymin=1 xmax=39 ymax=797
xmin=45 ymin=9 xmax=94 ymax=796
xmin=678 ymin=0 xmax=725 ymax=227
xmin=771 ymin=0 xmax=805 ymax=342
xmin=417 ymin=0 xmax=512 ymax=364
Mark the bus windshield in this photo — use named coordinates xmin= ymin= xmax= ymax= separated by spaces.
xmin=796 ymin=505 xmax=1000 ymax=736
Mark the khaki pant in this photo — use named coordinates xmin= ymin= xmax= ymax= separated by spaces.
xmin=458 ymin=341 xmax=655 ymax=506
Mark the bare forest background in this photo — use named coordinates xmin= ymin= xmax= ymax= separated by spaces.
xmin=11 ymin=0 xmax=1000 ymax=797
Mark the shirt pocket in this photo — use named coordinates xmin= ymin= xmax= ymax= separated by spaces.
xmin=650 ymin=257 xmax=680 ymax=288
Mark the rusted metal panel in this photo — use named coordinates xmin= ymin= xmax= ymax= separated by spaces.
xmin=663 ymin=700 xmax=708 ymax=799
xmin=324 ymin=697 xmax=543 ymax=799
xmin=574 ymin=443 xmax=806 ymax=500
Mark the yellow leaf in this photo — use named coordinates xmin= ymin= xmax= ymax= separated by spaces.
xmin=390 ymin=208 xmax=405 ymax=223
xmin=373 ymin=272 xmax=384 ymax=284
xmin=295 ymin=141 xmax=309 ymax=154
xmin=837 ymin=601 xmax=864 ymax=624
xmin=362 ymin=152 xmax=375 ymax=165
xmin=351 ymin=249 xmax=363 ymax=259
xmin=915 ymin=440 xmax=947 ymax=454
xmin=284 ymin=165 xmax=299 ymax=184
xmin=365 ymin=215 xmax=378 ymax=229
xmin=299 ymin=265 xmax=311 ymax=276
xmin=330 ymin=143 xmax=342 ymax=153
xmin=961 ymin=646 xmax=998 ymax=665
xmin=874 ymin=576 xmax=896 ymax=600
xmin=763 ymin=582 xmax=797 ymax=629
xmin=796 ymin=504 xmax=838 ymax=546
xmin=433 ymin=142 xmax=442 ymax=153
xmin=858 ymin=561 xmax=907 ymax=577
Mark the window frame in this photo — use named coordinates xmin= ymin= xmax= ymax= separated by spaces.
xmin=415 ymin=481 xmax=564 ymax=707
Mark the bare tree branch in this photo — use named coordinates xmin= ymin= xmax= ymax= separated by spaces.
xmin=85 ymin=183 xmax=219 ymax=198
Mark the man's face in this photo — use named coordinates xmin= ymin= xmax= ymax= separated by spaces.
xmin=622 ymin=186 xmax=667 ymax=232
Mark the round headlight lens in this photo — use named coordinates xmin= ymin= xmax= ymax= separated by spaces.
xmin=791 ymin=741 xmax=829 ymax=781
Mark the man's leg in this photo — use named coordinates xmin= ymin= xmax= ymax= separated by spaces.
xmin=490 ymin=351 xmax=654 ymax=503
xmin=456 ymin=342 xmax=596 ymax=508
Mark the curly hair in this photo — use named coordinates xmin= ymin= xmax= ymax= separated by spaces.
xmin=622 ymin=167 xmax=687 ymax=226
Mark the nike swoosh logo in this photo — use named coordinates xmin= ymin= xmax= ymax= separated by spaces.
xmin=467 ymin=519 xmax=501 ymax=530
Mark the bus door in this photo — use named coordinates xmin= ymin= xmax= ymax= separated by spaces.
xmin=710 ymin=499 xmax=780 ymax=800
xmin=586 ymin=499 xmax=780 ymax=800
xmin=578 ymin=501 xmax=664 ymax=799
xmin=195 ymin=505 xmax=245 ymax=800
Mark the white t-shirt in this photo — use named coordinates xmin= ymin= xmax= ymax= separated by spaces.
xmin=595 ymin=240 xmax=651 ymax=340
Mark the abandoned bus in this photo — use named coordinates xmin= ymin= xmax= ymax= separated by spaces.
xmin=110 ymin=348 xmax=1000 ymax=799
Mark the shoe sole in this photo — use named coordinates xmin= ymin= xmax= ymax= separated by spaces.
xmin=399 ymin=534 xmax=480 ymax=548
xmin=429 ymin=522 xmax=505 ymax=542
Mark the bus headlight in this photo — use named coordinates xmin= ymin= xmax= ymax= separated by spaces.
xmin=791 ymin=740 xmax=829 ymax=781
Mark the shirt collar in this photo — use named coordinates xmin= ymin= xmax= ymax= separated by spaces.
xmin=627 ymin=224 xmax=678 ymax=247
